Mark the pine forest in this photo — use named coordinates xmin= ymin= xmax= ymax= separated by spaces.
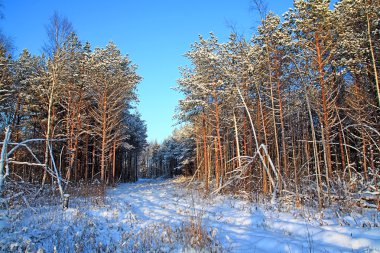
xmin=0 ymin=0 xmax=379 ymax=252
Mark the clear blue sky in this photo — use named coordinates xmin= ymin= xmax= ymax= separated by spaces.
xmin=1 ymin=0 xmax=317 ymax=142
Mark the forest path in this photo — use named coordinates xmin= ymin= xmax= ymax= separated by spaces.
xmin=107 ymin=177 xmax=380 ymax=253
xmin=1 ymin=178 xmax=379 ymax=252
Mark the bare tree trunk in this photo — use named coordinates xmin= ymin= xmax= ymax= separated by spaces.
xmin=73 ymin=120 xmax=80 ymax=182
xmin=366 ymin=5 xmax=380 ymax=107
xmin=321 ymin=125 xmax=331 ymax=204
xmin=243 ymin=118 xmax=248 ymax=156
xmin=196 ymin=129 xmax=200 ymax=180
xmin=202 ymin=113 xmax=209 ymax=193
xmin=316 ymin=33 xmax=332 ymax=178
xmin=213 ymin=88 xmax=224 ymax=188
xmin=213 ymin=137 xmax=219 ymax=188
xmin=43 ymin=61 xmax=58 ymax=187
xmin=274 ymin=57 xmax=288 ymax=179
xmin=362 ymin=131 xmax=368 ymax=180
xmin=65 ymin=95 xmax=73 ymax=181
xmin=92 ymin=139 xmax=96 ymax=181
xmin=135 ymin=153 xmax=138 ymax=182
xmin=112 ymin=141 xmax=116 ymax=185
xmin=48 ymin=143 xmax=64 ymax=199
xmin=255 ymin=83 xmax=272 ymax=193
xmin=233 ymin=112 xmax=241 ymax=168
xmin=338 ymin=123 xmax=346 ymax=177
xmin=292 ymin=134 xmax=301 ymax=208
xmin=304 ymin=131 xmax=310 ymax=176
xmin=0 ymin=127 xmax=11 ymax=193
xmin=84 ymin=131 xmax=89 ymax=182
xmin=100 ymin=92 xmax=108 ymax=182
xmin=10 ymin=96 xmax=21 ymax=176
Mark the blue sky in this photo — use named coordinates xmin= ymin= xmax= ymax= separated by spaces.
xmin=1 ymin=0 xmax=306 ymax=142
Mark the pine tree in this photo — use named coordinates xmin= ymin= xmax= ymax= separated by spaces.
xmin=86 ymin=42 xmax=141 ymax=183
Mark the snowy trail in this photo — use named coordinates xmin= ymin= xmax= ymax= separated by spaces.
xmin=107 ymin=178 xmax=380 ymax=253
xmin=1 ymin=178 xmax=379 ymax=252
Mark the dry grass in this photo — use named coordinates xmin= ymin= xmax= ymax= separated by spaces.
xmin=119 ymin=220 xmax=223 ymax=252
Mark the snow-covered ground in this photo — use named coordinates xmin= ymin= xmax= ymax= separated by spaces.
xmin=1 ymin=177 xmax=379 ymax=252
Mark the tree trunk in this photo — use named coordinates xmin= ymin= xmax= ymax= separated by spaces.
xmin=43 ymin=62 xmax=58 ymax=187
xmin=213 ymin=88 xmax=224 ymax=188
xmin=100 ymin=92 xmax=108 ymax=182
xmin=202 ymin=113 xmax=209 ymax=193
xmin=112 ymin=141 xmax=116 ymax=184
xmin=0 ymin=127 xmax=11 ymax=193
xmin=316 ymin=33 xmax=332 ymax=178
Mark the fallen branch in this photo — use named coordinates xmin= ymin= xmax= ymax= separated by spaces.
xmin=0 ymin=127 xmax=66 ymax=201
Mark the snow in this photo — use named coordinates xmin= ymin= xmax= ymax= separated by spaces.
xmin=1 ymin=177 xmax=379 ymax=252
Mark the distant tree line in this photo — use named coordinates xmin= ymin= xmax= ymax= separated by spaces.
xmin=176 ymin=0 xmax=379 ymax=208
xmin=139 ymin=126 xmax=195 ymax=178
xmin=0 ymin=12 xmax=147 ymax=189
